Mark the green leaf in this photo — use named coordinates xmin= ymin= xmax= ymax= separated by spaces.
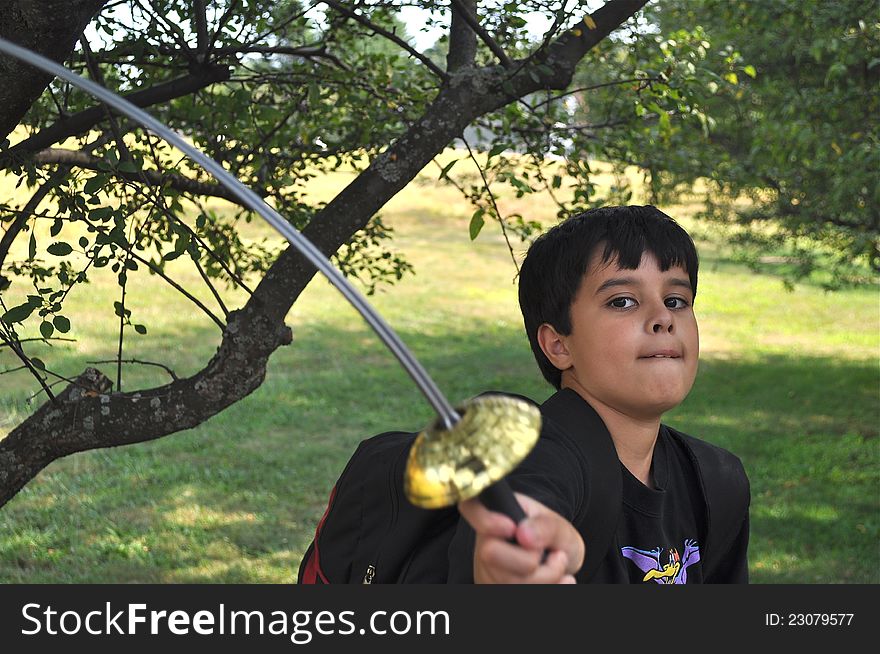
xmin=113 ymin=301 xmax=131 ymax=318
xmin=659 ymin=111 xmax=671 ymax=136
xmin=438 ymin=158 xmax=459 ymax=180
xmin=743 ymin=64 xmax=757 ymax=78
xmin=134 ymin=324 xmax=147 ymax=335
xmin=30 ymin=357 xmax=46 ymax=371
xmin=308 ymin=82 xmax=321 ymax=106
xmin=173 ymin=233 xmax=190 ymax=255
xmin=50 ymin=219 xmax=63 ymax=237
xmin=117 ymin=160 xmax=140 ymax=173
xmin=29 ymin=231 xmax=36 ymax=260
xmin=488 ymin=143 xmax=508 ymax=159
xmin=47 ymin=242 xmax=73 ymax=256
xmin=90 ymin=206 xmax=114 ymax=221
xmin=508 ymin=176 xmax=534 ymax=195
xmin=83 ymin=175 xmax=106 ymax=194
xmin=109 ymin=229 xmax=130 ymax=249
xmin=53 ymin=315 xmax=71 ymax=333
xmin=79 ymin=236 xmax=89 ymax=248
xmin=40 ymin=321 xmax=54 ymax=339
xmin=469 ymin=209 xmax=485 ymax=241
xmin=2 ymin=302 xmax=36 ymax=324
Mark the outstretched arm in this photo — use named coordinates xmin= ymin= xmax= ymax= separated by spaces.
xmin=457 ymin=492 xmax=584 ymax=584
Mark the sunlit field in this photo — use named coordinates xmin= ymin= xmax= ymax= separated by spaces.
xmin=0 ymin=151 xmax=877 ymax=583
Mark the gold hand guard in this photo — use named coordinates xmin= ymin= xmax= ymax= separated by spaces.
xmin=404 ymin=394 xmax=541 ymax=509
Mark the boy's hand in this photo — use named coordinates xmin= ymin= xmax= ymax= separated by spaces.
xmin=458 ymin=492 xmax=585 ymax=584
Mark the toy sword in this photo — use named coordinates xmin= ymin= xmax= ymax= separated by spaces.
xmin=0 ymin=37 xmax=540 ymax=524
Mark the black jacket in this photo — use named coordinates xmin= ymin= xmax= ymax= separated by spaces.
xmin=447 ymin=388 xmax=750 ymax=583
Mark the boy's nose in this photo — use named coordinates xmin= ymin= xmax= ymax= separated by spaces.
xmin=650 ymin=312 xmax=674 ymax=334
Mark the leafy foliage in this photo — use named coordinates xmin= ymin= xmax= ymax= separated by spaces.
xmin=640 ymin=0 xmax=878 ymax=288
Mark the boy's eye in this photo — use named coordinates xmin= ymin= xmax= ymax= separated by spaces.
xmin=608 ymin=297 xmax=637 ymax=309
xmin=665 ymin=297 xmax=689 ymax=309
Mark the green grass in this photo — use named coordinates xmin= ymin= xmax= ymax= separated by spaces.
xmin=0 ymin=161 xmax=877 ymax=583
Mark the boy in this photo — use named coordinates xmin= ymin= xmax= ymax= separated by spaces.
xmin=447 ymin=205 xmax=750 ymax=584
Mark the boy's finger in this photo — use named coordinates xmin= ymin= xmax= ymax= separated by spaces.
xmin=477 ymin=542 xmax=569 ymax=584
xmin=458 ymin=497 xmax=517 ymax=539
xmin=515 ymin=516 xmax=584 ymax=574
xmin=506 ymin=549 xmax=569 ymax=584
xmin=475 ymin=535 xmax=545 ymax=577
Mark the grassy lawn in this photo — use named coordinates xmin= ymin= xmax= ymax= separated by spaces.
xmin=0 ymin=157 xmax=877 ymax=583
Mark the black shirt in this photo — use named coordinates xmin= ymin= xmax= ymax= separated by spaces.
xmin=590 ymin=427 xmax=707 ymax=584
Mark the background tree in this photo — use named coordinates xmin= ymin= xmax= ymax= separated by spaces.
xmin=559 ymin=0 xmax=879 ymax=288
xmin=0 ymin=0 xmax=650 ymax=507
xmin=666 ymin=0 xmax=878 ymax=289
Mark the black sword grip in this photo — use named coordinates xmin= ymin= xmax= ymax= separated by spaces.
xmin=478 ymin=478 xmax=527 ymax=523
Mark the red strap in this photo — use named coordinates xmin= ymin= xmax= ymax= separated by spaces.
xmin=301 ymin=485 xmax=336 ymax=584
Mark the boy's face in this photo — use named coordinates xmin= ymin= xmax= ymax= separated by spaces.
xmin=540 ymin=251 xmax=699 ymax=423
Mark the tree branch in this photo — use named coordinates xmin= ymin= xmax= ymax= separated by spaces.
xmin=131 ymin=0 xmax=192 ymax=60
xmin=209 ymin=0 xmax=242 ymax=47
xmin=0 ymin=336 xmax=76 ymax=350
xmin=79 ymin=35 xmax=133 ymax=164
xmin=103 ymin=236 xmax=227 ymax=331
xmin=449 ymin=0 xmax=513 ymax=68
xmin=29 ymin=148 xmax=245 ymax=203
xmin=539 ymin=1 xmax=649 ymax=89
xmin=447 ymin=0 xmax=477 ymax=72
xmin=194 ymin=0 xmax=209 ymax=61
xmin=95 ymin=43 xmax=341 ymax=63
xmin=0 ymin=166 xmax=69 ymax=271
xmin=179 ymin=198 xmax=255 ymax=294
xmin=462 ymin=137 xmax=519 ymax=272
xmin=530 ymin=76 xmax=661 ymax=108
xmin=322 ymin=0 xmax=447 ymax=80
xmin=2 ymin=65 xmax=231 ymax=164
xmin=0 ymin=323 xmax=56 ymax=403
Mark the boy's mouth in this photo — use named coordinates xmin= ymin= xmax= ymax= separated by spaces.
xmin=639 ymin=350 xmax=681 ymax=359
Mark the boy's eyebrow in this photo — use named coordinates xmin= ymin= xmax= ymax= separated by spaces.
xmin=594 ymin=276 xmax=692 ymax=295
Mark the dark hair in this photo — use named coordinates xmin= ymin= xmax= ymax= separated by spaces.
xmin=518 ymin=205 xmax=699 ymax=389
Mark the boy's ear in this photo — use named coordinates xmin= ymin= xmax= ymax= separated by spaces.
xmin=537 ymin=323 xmax=572 ymax=372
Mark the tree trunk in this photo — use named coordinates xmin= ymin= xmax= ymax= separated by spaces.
xmin=0 ymin=0 xmax=111 ymax=141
